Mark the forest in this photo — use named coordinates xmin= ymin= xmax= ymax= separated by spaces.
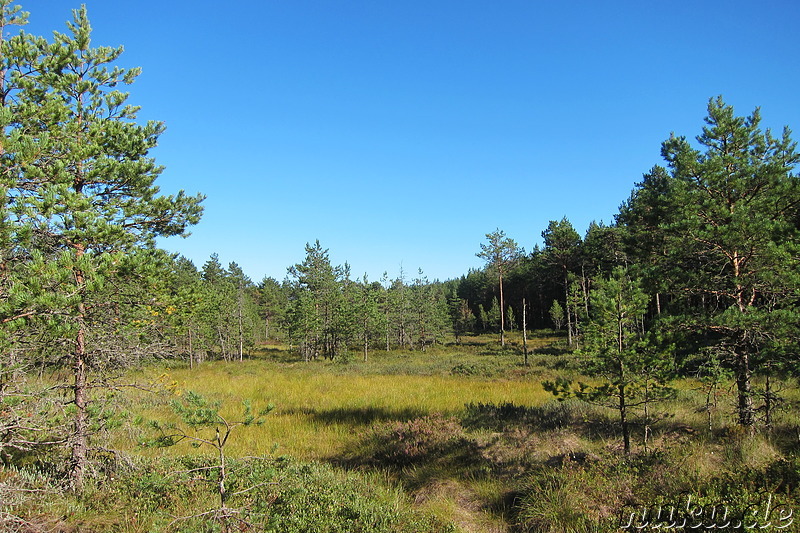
xmin=1 ymin=2 xmax=800 ymax=532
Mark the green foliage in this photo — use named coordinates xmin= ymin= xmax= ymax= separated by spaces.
xmin=549 ymin=299 xmax=565 ymax=330
xmin=142 ymin=390 xmax=274 ymax=531
xmin=477 ymin=229 xmax=521 ymax=345
xmin=657 ymin=96 xmax=800 ymax=426
xmin=544 ymin=268 xmax=675 ymax=453
xmin=266 ymin=459 xmax=456 ymax=532
xmin=144 ymin=390 xmax=273 ymax=450
xmin=0 ymin=0 xmax=203 ymax=488
xmin=447 ymin=293 xmax=476 ymax=342
xmin=287 ymin=241 xmax=351 ymax=361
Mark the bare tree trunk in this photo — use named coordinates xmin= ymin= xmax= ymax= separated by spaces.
xmin=565 ymin=277 xmax=573 ymax=348
xmin=237 ymin=299 xmax=244 ymax=362
xmin=736 ymin=348 xmax=754 ymax=429
xmin=499 ymin=272 xmax=505 ymax=347
xmin=363 ymin=316 xmax=369 ymax=362
xmin=581 ymin=264 xmax=589 ymax=316
xmin=522 ymin=298 xmax=529 ymax=366
xmin=217 ymin=327 xmax=227 ymax=361
xmin=70 ymin=255 xmax=89 ymax=491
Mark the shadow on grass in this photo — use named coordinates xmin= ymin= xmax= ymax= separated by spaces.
xmin=462 ymin=400 xmax=588 ymax=431
xmin=332 ymin=413 xmax=486 ymax=489
xmin=282 ymin=405 xmax=428 ymax=426
xmin=251 ymin=346 xmax=301 ymax=363
xmin=461 ymin=399 xmax=623 ymax=440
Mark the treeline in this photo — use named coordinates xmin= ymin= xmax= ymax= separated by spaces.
xmin=148 ymin=243 xmax=454 ymax=364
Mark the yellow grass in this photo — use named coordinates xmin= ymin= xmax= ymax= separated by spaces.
xmin=127 ymin=357 xmax=553 ymax=461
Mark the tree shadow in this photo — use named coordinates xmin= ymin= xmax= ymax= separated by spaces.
xmin=281 ymin=405 xmax=428 ymax=426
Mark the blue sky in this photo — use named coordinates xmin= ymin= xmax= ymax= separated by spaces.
xmin=31 ymin=1 xmax=800 ymax=283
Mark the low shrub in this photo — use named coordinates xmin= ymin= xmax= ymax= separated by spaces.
xmin=364 ymin=413 xmax=476 ymax=468
xmin=266 ymin=459 xmax=456 ymax=532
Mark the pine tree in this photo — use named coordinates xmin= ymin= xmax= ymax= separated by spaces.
xmin=549 ymin=300 xmax=565 ymax=330
xmin=542 ymin=218 xmax=582 ymax=347
xmin=0 ymin=4 xmax=203 ymax=489
xmin=287 ymin=241 xmax=345 ymax=360
xmin=356 ymin=274 xmax=383 ymax=361
xmin=545 ymin=268 xmax=675 ymax=454
xmin=477 ymin=229 xmax=520 ymax=346
xmin=660 ymin=96 xmax=800 ymax=429
xmin=256 ymin=276 xmax=287 ymax=343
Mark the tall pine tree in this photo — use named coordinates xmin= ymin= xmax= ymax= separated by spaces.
xmin=660 ymin=97 xmax=800 ymax=429
xmin=1 ymin=4 xmax=203 ymax=489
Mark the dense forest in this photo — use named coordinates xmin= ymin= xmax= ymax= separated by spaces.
xmin=1 ymin=2 xmax=799 ymax=532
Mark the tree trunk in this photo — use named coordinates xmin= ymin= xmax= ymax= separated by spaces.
xmin=619 ymin=381 xmax=630 ymax=454
xmin=764 ymin=372 xmax=773 ymax=431
xmin=363 ymin=315 xmax=369 ymax=362
xmin=522 ymin=298 xmax=529 ymax=366
xmin=732 ymin=252 xmax=755 ymax=430
xmin=581 ymin=264 xmax=589 ymax=316
xmin=499 ymin=272 xmax=505 ymax=347
xmin=237 ymin=298 xmax=244 ymax=362
xmin=736 ymin=349 xmax=754 ymax=429
xmin=70 ymin=257 xmax=89 ymax=491
xmin=565 ymin=277 xmax=573 ymax=348
xmin=217 ymin=326 xmax=227 ymax=361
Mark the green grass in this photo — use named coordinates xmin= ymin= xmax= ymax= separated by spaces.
xmin=7 ymin=334 xmax=800 ymax=532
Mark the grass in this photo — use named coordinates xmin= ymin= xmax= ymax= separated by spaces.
xmin=125 ymin=340 xmax=557 ymax=461
xmin=7 ymin=333 xmax=800 ymax=532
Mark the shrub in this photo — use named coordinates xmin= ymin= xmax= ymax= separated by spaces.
xmin=265 ymin=459 xmax=455 ymax=532
xmin=366 ymin=414 xmax=474 ymax=467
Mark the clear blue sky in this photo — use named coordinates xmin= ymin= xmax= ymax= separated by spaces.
xmin=31 ymin=1 xmax=800 ymax=283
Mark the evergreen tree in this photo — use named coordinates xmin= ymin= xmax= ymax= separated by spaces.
xmin=545 ymin=268 xmax=675 ymax=454
xmin=542 ymin=218 xmax=582 ymax=347
xmin=0 ymin=4 xmax=203 ymax=489
xmin=388 ymin=268 xmax=412 ymax=348
xmin=227 ymin=262 xmax=259 ymax=361
xmin=287 ymin=241 xmax=345 ymax=360
xmin=477 ymin=229 xmax=520 ymax=346
xmin=660 ymin=96 xmax=800 ymax=428
xmin=485 ymin=297 xmax=501 ymax=334
xmin=256 ymin=276 xmax=287 ymax=342
xmin=163 ymin=255 xmax=206 ymax=367
xmin=549 ymin=300 xmax=565 ymax=330
xmin=356 ymin=274 xmax=383 ymax=361
xmin=617 ymin=166 xmax=678 ymax=315
xmin=201 ymin=254 xmax=237 ymax=360
xmin=448 ymin=291 xmax=475 ymax=344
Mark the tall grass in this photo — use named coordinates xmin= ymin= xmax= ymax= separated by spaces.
xmin=126 ymin=349 xmax=555 ymax=460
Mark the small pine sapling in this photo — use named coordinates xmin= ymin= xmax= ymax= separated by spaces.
xmin=143 ymin=390 xmax=274 ymax=532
